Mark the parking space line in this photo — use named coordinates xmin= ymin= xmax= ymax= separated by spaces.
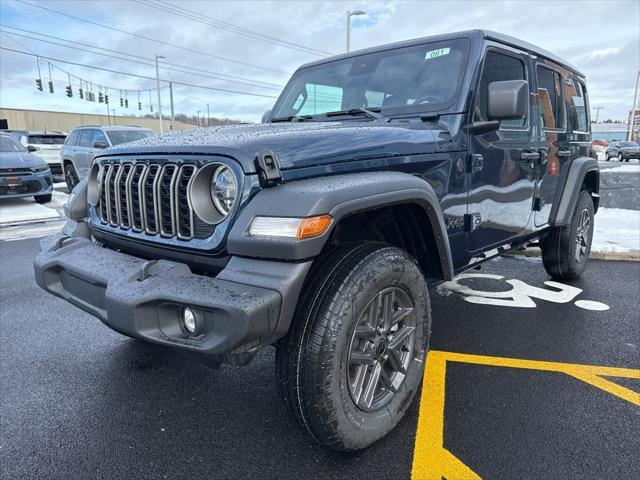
xmin=411 ymin=350 xmax=640 ymax=480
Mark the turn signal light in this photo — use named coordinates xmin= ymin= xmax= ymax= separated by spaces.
xmin=297 ymin=215 xmax=332 ymax=239
xmin=249 ymin=215 xmax=333 ymax=239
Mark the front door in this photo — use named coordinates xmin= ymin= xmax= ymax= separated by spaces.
xmin=467 ymin=47 xmax=536 ymax=253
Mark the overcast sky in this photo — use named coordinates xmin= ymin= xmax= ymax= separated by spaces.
xmin=1 ymin=0 xmax=638 ymax=123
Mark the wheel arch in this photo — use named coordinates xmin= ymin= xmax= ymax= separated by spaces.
xmin=227 ymin=171 xmax=454 ymax=281
xmin=549 ymin=156 xmax=600 ymax=227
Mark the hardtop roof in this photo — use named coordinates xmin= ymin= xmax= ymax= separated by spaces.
xmin=299 ymin=29 xmax=583 ymax=77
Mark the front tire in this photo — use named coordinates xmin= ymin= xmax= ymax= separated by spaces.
xmin=275 ymin=241 xmax=430 ymax=451
xmin=34 ymin=194 xmax=52 ymax=204
xmin=618 ymin=153 xmax=623 ymax=162
xmin=64 ymin=163 xmax=79 ymax=192
xmin=541 ymin=190 xmax=594 ymax=281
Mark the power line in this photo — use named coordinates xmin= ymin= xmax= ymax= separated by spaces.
xmin=16 ymin=0 xmax=290 ymax=75
xmin=134 ymin=0 xmax=332 ymax=57
xmin=1 ymin=46 xmax=279 ymax=99
xmin=1 ymin=25 xmax=284 ymax=89
xmin=1 ymin=27 xmax=284 ymax=91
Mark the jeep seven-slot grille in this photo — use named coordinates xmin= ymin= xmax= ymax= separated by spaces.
xmin=97 ymin=162 xmax=213 ymax=240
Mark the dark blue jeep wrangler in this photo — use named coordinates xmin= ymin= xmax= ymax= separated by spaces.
xmin=34 ymin=30 xmax=599 ymax=451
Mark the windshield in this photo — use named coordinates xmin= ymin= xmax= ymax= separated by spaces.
xmin=0 ymin=135 xmax=26 ymax=152
xmin=272 ymin=38 xmax=470 ymax=120
xmin=28 ymin=135 xmax=66 ymax=145
xmin=620 ymin=141 xmax=639 ymax=147
xmin=107 ymin=130 xmax=155 ymax=145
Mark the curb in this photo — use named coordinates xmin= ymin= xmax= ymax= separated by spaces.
xmin=510 ymin=248 xmax=640 ymax=262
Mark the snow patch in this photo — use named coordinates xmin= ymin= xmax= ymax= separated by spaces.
xmin=593 ymin=208 xmax=640 ymax=253
xmin=0 ymin=199 xmax=60 ymax=226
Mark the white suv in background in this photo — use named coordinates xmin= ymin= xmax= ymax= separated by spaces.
xmin=9 ymin=131 xmax=67 ymax=182
xmin=60 ymin=125 xmax=155 ymax=191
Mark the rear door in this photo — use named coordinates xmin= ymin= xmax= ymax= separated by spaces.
xmin=533 ymin=63 xmax=590 ymax=226
xmin=466 ymin=46 xmax=537 ymax=253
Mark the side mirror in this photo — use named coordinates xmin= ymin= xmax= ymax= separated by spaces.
xmin=93 ymin=141 xmax=108 ymax=149
xmin=261 ymin=109 xmax=272 ymax=124
xmin=27 ymin=145 xmax=39 ymax=152
xmin=488 ymin=79 xmax=528 ymax=120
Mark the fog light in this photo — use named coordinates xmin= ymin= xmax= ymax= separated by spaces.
xmin=182 ymin=307 xmax=198 ymax=335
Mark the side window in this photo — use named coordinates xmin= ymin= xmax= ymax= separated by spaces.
xmin=66 ymin=130 xmax=79 ymax=145
xmin=93 ymin=130 xmax=108 ymax=145
xmin=536 ymin=66 xmax=564 ymax=130
xmin=78 ymin=130 xmax=94 ymax=148
xmin=296 ymin=83 xmax=343 ymax=115
xmin=566 ymin=78 xmax=589 ymax=132
xmin=476 ymin=51 xmax=527 ymax=128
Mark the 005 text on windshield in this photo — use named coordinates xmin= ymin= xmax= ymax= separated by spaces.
xmin=271 ymin=38 xmax=470 ymax=121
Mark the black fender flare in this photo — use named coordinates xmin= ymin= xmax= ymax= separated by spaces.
xmin=549 ymin=157 xmax=600 ymax=227
xmin=227 ymin=171 xmax=454 ymax=280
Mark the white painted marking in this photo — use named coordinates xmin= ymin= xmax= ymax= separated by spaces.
xmin=574 ymin=300 xmax=610 ymax=311
xmin=438 ymin=273 xmax=610 ymax=311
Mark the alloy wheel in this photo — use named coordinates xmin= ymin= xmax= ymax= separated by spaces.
xmin=347 ymin=287 xmax=416 ymax=412
xmin=575 ymin=208 xmax=591 ymax=263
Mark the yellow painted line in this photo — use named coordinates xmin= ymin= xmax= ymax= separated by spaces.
xmin=411 ymin=350 xmax=640 ymax=479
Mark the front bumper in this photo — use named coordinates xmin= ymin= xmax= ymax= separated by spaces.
xmin=0 ymin=170 xmax=53 ymax=198
xmin=34 ymin=231 xmax=311 ymax=365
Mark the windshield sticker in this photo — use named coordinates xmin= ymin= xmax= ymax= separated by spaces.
xmin=425 ymin=48 xmax=450 ymax=60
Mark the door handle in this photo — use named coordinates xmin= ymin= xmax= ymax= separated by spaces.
xmin=557 ymin=150 xmax=572 ymax=158
xmin=521 ymin=152 xmax=541 ymax=161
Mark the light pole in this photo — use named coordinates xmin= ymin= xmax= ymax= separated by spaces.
xmin=207 ymin=103 xmax=210 ymax=127
xmin=593 ymin=106 xmax=604 ymax=123
xmin=346 ymin=10 xmax=365 ymax=53
xmin=197 ymin=110 xmax=201 ymax=127
xmin=628 ymin=70 xmax=640 ymax=141
xmin=155 ymin=54 xmax=165 ymax=133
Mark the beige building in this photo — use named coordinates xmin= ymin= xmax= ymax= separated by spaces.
xmin=0 ymin=108 xmax=196 ymax=133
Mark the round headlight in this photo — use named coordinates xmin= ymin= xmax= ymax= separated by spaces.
xmin=211 ymin=166 xmax=237 ymax=215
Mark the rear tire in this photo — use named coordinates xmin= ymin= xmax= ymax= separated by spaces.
xmin=275 ymin=241 xmax=430 ymax=451
xmin=618 ymin=153 xmax=623 ymax=162
xmin=64 ymin=163 xmax=79 ymax=192
xmin=541 ymin=190 xmax=594 ymax=281
xmin=34 ymin=194 xmax=52 ymax=204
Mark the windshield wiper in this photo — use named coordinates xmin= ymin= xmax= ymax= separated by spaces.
xmin=270 ymin=115 xmax=313 ymax=123
xmin=324 ymin=108 xmax=386 ymax=121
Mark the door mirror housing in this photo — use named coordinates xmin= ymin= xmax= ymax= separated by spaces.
xmin=488 ymin=79 xmax=528 ymax=120
xmin=93 ymin=141 xmax=108 ymax=149
xmin=27 ymin=145 xmax=39 ymax=152
xmin=261 ymin=109 xmax=272 ymax=123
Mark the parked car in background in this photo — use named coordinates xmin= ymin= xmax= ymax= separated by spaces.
xmin=605 ymin=140 xmax=640 ymax=162
xmin=0 ymin=133 xmax=53 ymax=203
xmin=61 ymin=125 xmax=155 ymax=191
xmin=7 ymin=131 xmax=67 ymax=182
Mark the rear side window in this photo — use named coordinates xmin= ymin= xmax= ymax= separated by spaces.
xmin=476 ymin=51 xmax=527 ymax=128
xmin=536 ymin=66 xmax=564 ymax=129
xmin=28 ymin=135 xmax=66 ymax=145
xmin=566 ymin=78 xmax=589 ymax=132
xmin=66 ymin=130 xmax=79 ymax=145
xmin=78 ymin=130 xmax=94 ymax=148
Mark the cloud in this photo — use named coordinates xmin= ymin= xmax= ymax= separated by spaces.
xmin=1 ymin=0 xmax=638 ymax=122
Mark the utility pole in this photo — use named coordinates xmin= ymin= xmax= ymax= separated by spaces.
xmin=346 ymin=10 xmax=365 ymax=52
xmin=628 ymin=70 xmax=640 ymax=141
xmin=593 ymin=106 xmax=604 ymax=123
xmin=106 ymin=101 xmax=111 ymax=126
xmin=169 ymin=81 xmax=175 ymax=130
xmin=206 ymin=103 xmax=210 ymax=127
xmin=111 ymin=109 xmax=116 ymax=125
xmin=155 ymin=54 xmax=165 ymax=133
xmin=197 ymin=110 xmax=201 ymax=127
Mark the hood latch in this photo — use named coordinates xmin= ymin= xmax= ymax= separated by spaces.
xmin=255 ymin=150 xmax=283 ymax=188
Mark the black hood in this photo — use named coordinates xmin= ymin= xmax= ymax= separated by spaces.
xmin=104 ymin=120 xmax=455 ymax=173
xmin=0 ymin=152 xmax=47 ymax=169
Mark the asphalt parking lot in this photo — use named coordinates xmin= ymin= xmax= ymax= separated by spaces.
xmin=0 ymin=238 xmax=638 ymax=480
